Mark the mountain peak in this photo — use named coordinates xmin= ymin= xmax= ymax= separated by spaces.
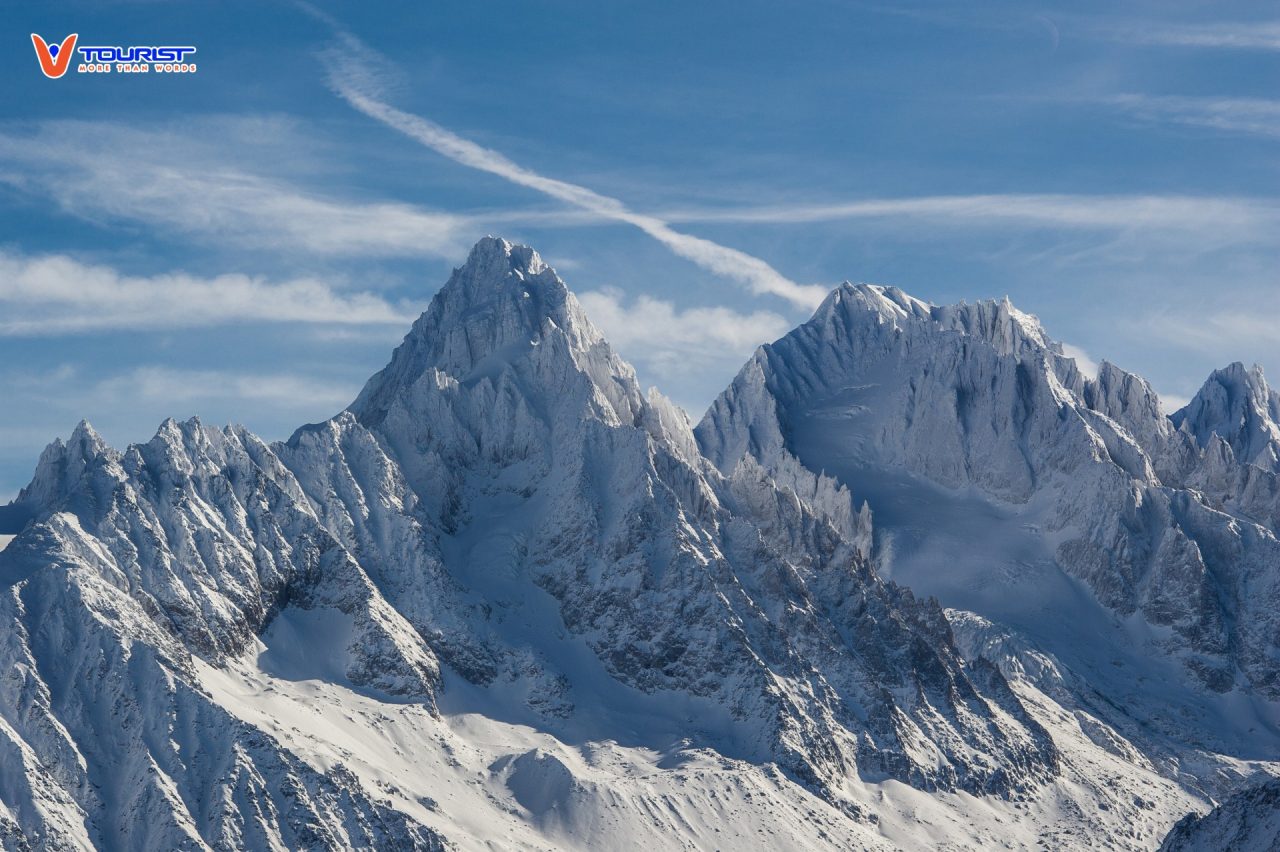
xmin=349 ymin=236 xmax=637 ymax=428
xmin=813 ymin=282 xmax=1054 ymax=361
xmin=426 ymin=235 xmax=570 ymax=326
xmin=69 ymin=418 xmax=104 ymax=447
xmin=425 ymin=236 xmax=570 ymax=334
xmin=12 ymin=420 xmax=114 ymax=517
xmin=1172 ymin=361 xmax=1280 ymax=470
xmin=822 ymin=282 xmax=933 ymax=324
xmin=455 ymin=236 xmax=552 ymax=291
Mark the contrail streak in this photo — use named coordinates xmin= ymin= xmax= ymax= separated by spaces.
xmin=311 ymin=14 xmax=826 ymax=309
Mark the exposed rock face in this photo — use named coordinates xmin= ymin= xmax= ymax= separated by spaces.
xmin=1160 ymin=777 xmax=1280 ymax=852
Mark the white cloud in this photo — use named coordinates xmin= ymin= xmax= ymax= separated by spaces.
xmin=317 ymin=25 xmax=827 ymax=310
xmin=1136 ymin=308 xmax=1280 ymax=352
xmin=576 ymin=288 xmax=791 ymax=377
xmin=662 ymin=193 xmax=1280 ymax=242
xmin=94 ymin=367 xmax=354 ymax=409
xmin=1119 ymin=21 xmax=1280 ymax=51
xmin=1060 ymin=343 xmax=1100 ymax=380
xmin=0 ymin=251 xmax=415 ymax=335
xmin=0 ymin=119 xmax=471 ymax=260
xmin=1100 ymin=94 xmax=1280 ymax=140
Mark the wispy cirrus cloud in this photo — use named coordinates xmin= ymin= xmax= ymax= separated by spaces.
xmin=312 ymin=16 xmax=828 ymax=310
xmin=0 ymin=119 xmax=472 ymax=260
xmin=94 ymin=367 xmax=355 ymax=408
xmin=1097 ymin=94 xmax=1280 ymax=140
xmin=1114 ymin=20 xmax=1280 ymax=51
xmin=11 ymin=361 xmax=356 ymax=417
xmin=15 ymin=110 xmax=1269 ymax=271
xmin=1136 ymin=308 xmax=1280 ymax=354
xmin=661 ymin=193 xmax=1280 ymax=239
xmin=0 ymin=250 xmax=415 ymax=335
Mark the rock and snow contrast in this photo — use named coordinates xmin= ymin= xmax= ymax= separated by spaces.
xmin=1158 ymin=776 xmax=1280 ymax=851
xmin=1 ymin=237 xmax=1278 ymax=850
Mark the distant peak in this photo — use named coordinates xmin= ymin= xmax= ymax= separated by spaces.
xmin=151 ymin=416 xmax=209 ymax=444
xmin=1196 ymin=361 xmax=1272 ymax=403
xmin=14 ymin=420 xmax=116 ymax=515
xmin=1218 ymin=361 xmax=1266 ymax=385
xmin=69 ymin=419 xmax=106 ymax=452
xmin=1173 ymin=360 xmax=1280 ymax=469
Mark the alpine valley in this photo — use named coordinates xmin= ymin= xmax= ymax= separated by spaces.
xmin=2 ymin=237 xmax=1279 ymax=851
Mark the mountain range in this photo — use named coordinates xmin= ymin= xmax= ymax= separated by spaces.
xmin=2 ymin=237 xmax=1278 ymax=851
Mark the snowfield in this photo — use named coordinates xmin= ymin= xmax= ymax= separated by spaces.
xmin=195 ymin=641 xmax=1201 ymax=851
xmin=2 ymin=238 xmax=1278 ymax=850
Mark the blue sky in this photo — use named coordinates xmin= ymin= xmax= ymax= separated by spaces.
xmin=2 ymin=0 xmax=1278 ymax=500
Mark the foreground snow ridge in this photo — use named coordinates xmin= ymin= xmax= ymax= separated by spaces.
xmin=1 ymin=237 xmax=1277 ymax=851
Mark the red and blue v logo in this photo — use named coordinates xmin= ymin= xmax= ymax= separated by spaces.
xmin=31 ymin=33 xmax=78 ymax=79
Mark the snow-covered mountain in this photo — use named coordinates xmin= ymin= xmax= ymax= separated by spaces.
xmin=0 ymin=419 xmax=447 ymax=849
xmin=1 ymin=239 xmax=1277 ymax=850
xmin=697 ymin=283 xmax=1280 ymax=817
